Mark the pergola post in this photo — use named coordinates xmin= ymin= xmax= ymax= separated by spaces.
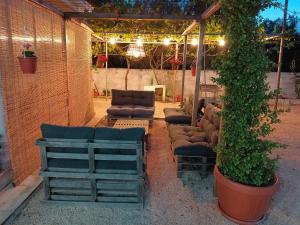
xmin=191 ymin=20 xmax=206 ymax=126
xmin=274 ymin=0 xmax=288 ymax=110
xmin=105 ymin=41 xmax=108 ymax=100
xmin=180 ymin=35 xmax=188 ymax=107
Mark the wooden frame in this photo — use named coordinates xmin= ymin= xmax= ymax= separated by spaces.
xmin=36 ymin=138 xmax=145 ymax=208
xmin=169 ymin=145 xmax=216 ymax=178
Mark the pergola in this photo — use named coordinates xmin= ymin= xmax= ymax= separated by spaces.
xmin=48 ymin=0 xmax=220 ymax=126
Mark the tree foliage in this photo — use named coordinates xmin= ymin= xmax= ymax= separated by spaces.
xmin=215 ymin=0 xmax=282 ymax=187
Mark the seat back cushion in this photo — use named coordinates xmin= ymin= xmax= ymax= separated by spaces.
xmin=94 ymin=127 xmax=145 ymax=171
xmin=111 ymin=89 xmax=155 ymax=107
xmin=40 ymin=124 xmax=94 ymax=171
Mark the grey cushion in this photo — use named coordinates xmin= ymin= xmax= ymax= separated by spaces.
xmin=107 ymin=105 xmax=133 ymax=116
xmin=40 ymin=124 xmax=93 ymax=171
xmin=111 ymin=89 xmax=155 ymax=107
xmin=41 ymin=124 xmax=94 ymax=139
xmin=164 ymin=108 xmax=191 ymax=124
xmin=132 ymin=106 xmax=154 ymax=117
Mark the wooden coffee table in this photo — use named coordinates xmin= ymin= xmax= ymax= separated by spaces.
xmin=113 ymin=119 xmax=150 ymax=149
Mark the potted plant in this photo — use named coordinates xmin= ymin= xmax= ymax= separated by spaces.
xmin=18 ymin=42 xmax=37 ymax=74
xmin=96 ymin=54 xmax=108 ymax=68
xmin=213 ymin=1 xmax=281 ymax=224
xmin=169 ymin=57 xmax=182 ymax=70
xmin=190 ymin=59 xmax=196 ymax=76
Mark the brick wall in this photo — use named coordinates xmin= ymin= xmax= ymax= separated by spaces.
xmin=0 ymin=0 xmax=94 ymax=184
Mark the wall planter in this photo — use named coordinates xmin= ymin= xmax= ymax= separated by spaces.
xmin=97 ymin=54 xmax=108 ymax=68
xmin=18 ymin=57 xmax=37 ymax=74
xmin=191 ymin=66 xmax=196 ymax=76
xmin=214 ymin=166 xmax=279 ymax=224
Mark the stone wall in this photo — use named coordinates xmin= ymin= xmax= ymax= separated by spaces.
xmin=93 ymin=68 xmax=298 ymax=99
xmin=0 ymin=0 xmax=94 ymax=184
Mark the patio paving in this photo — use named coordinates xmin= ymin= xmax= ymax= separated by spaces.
xmin=10 ymin=103 xmax=300 ymax=225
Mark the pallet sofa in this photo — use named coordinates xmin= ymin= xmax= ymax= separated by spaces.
xmin=36 ymin=124 xmax=146 ymax=208
xmin=168 ymin=104 xmax=220 ymax=177
xmin=163 ymin=96 xmax=205 ymax=124
xmin=107 ymin=89 xmax=155 ymax=121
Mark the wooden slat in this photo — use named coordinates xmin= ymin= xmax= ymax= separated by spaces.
xmin=41 ymin=171 xmax=139 ymax=180
xmin=64 ymin=12 xmax=200 ymax=21
xmin=51 ymin=188 xmax=91 ymax=195
xmin=40 ymin=146 xmax=47 ymax=171
xmin=49 ymin=178 xmax=91 ymax=189
xmin=95 ymin=154 xmax=136 ymax=161
xmin=48 ymin=167 xmax=89 ymax=173
xmin=96 ymin=196 xmax=139 ymax=203
xmin=96 ymin=182 xmax=138 ymax=190
xmin=97 ymin=190 xmax=137 ymax=196
xmin=95 ymin=169 xmax=137 ymax=175
xmin=47 ymin=152 xmax=88 ymax=159
xmin=50 ymin=195 xmax=92 ymax=202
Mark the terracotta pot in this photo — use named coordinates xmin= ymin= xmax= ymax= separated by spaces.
xmin=214 ymin=166 xmax=279 ymax=225
xmin=191 ymin=66 xmax=196 ymax=76
xmin=18 ymin=57 xmax=37 ymax=74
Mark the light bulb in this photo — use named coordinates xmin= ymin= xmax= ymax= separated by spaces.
xmin=163 ymin=38 xmax=170 ymax=46
xmin=137 ymin=38 xmax=143 ymax=46
xmin=109 ymin=38 xmax=116 ymax=45
xmin=191 ymin=38 xmax=198 ymax=46
xmin=218 ymin=39 xmax=225 ymax=46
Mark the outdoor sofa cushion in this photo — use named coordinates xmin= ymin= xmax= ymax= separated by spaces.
xmin=40 ymin=124 xmax=94 ymax=170
xmin=111 ymin=89 xmax=155 ymax=107
xmin=168 ymin=104 xmax=220 ymax=157
xmin=164 ymin=98 xmax=205 ymax=124
xmin=108 ymin=89 xmax=155 ymax=118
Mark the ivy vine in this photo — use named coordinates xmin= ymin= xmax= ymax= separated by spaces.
xmin=215 ymin=0 xmax=282 ymax=186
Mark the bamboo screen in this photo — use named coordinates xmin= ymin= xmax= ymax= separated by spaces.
xmin=0 ymin=0 xmax=94 ymax=184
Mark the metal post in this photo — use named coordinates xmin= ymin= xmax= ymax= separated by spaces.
xmin=191 ymin=20 xmax=206 ymax=126
xmin=105 ymin=41 xmax=108 ymax=101
xmin=180 ymin=35 xmax=188 ymax=107
xmin=274 ymin=0 xmax=288 ymax=110
xmin=173 ymin=43 xmax=179 ymax=103
xmin=203 ymin=43 xmax=207 ymax=100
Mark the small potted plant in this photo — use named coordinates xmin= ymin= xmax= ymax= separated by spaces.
xmin=169 ymin=57 xmax=182 ymax=70
xmin=190 ymin=59 xmax=196 ymax=76
xmin=96 ymin=54 xmax=108 ymax=68
xmin=18 ymin=42 xmax=37 ymax=74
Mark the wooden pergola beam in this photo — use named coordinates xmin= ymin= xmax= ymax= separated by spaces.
xmin=64 ymin=12 xmax=200 ymax=21
xmin=182 ymin=20 xmax=198 ymax=36
xmin=201 ymin=2 xmax=221 ymax=20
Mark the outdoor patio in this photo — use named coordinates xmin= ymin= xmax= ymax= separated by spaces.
xmin=0 ymin=0 xmax=299 ymax=225
xmin=9 ymin=102 xmax=300 ymax=225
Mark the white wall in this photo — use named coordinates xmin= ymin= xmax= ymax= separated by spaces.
xmin=93 ymin=68 xmax=298 ymax=99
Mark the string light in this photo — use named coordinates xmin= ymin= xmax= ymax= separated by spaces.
xmin=109 ymin=37 xmax=116 ymax=44
xmin=136 ymin=37 xmax=143 ymax=46
xmin=218 ymin=39 xmax=225 ymax=46
xmin=163 ymin=38 xmax=171 ymax=46
xmin=191 ymin=38 xmax=198 ymax=46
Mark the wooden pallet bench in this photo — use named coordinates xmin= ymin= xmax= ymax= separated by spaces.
xmin=36 ymin=138 xmax=145 ymax=208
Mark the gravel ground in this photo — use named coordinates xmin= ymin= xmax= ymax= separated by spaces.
xmin=12 ymin=106 xmax=300 ymax=225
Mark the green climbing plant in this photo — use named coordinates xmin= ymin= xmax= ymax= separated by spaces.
xmin=214 ymin=0 xmax=283 ymax=187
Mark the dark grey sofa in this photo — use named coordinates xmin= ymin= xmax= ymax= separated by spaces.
xmin=37 ymin=124 xmax=146 ymax=207
xmin=164 ymin=97 xmax=205 ymax=124
xmin=168 ymin=104 xmax=220 ymax=177
xmin=107 ymin=89 xmax=155 ymax=120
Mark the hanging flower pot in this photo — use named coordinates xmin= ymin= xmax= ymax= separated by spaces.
xmin=18 ymin=57 xmax=37 ymax=74
xmin=169 ymin=57 xmax=182 ymax=70
xmin=18 ymin=43 xmax=37 ymax=74
xmin=191 ymin=66 xmax=196 ymax=76
xmin=97 ymin=54 xmax=108 ymax=68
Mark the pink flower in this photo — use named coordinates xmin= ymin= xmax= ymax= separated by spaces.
xmin=23 ymin=42 xmax=32 ymax=50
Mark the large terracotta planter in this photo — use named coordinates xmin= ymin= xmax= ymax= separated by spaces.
xmin=214 ymin=166 xmax=279 ymax=225
xmin=18 ymin=57 xmax=37 ymax=74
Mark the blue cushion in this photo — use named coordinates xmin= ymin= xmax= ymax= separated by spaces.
xmin=94 ymin=127 xmax=145 ymax=141
xmin=41 ymin=124 xmax=94 ymax=139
